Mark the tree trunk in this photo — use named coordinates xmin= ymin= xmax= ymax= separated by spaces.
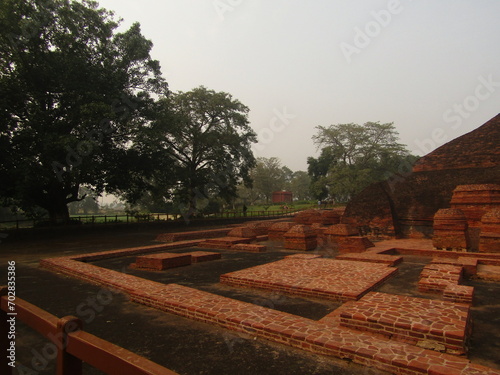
xmin=47 ymin=200 xmax=71 ymax=224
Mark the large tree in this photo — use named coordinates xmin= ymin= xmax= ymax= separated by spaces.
xmin=0 ymin=0 xmax=167 ymax=223
xmin=146 ymin=86 xmax=256 ymax=216
xmin=251 ymin=157 xmax=288 ymax=204
xmin=308 ymin=122 xmax=417 ymax=202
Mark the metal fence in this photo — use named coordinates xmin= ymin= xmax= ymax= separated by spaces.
xmin=0 ymin=208 xmax=302 ymax=231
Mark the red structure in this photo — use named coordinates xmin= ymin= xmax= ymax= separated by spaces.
xmin=272 ymin=191 xmax=292 ymax=203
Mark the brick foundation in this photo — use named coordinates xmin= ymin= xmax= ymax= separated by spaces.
xmin=220 ymin=258 xmax=397 ymax=301
xmin=39 ymin=241 xmax=500 ymax=375
xmin=155 ymin=228 xmax=231 ymax=242
xmin=131 ymin=253 xmax=192 ymax=271
xmin=337 ymin=292 xmax=471 ymax=355
xmin=187 ymin=251 xmax=221 ymax=263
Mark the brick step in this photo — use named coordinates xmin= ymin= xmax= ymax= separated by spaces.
xmin=337 ymin=292 xmax=471 ymax=355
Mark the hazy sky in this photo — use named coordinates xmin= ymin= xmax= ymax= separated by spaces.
xmin=96 ymin=0 xmax=500 ymax=171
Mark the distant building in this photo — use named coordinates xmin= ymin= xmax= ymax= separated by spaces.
xmin=272 ymin=191 xmax=293 ymax=203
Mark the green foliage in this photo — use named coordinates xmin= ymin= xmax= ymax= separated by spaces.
xmin=251 ymin=157 xmax=287 ymax=203
xmin=0 ymin=0 xmax=167 ymax=223
xmin=308 ymin=122 xmax=417 ymax=202
xmin=140 ymin=86 xmax=257 ymax=216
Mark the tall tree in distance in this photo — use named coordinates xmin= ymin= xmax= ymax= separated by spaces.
xmin=0 ymin=0 xmax=168 ymax=223
xmin=308 ymin=122 xmax=417 ymax=202
xmin=148 ymin=86 xmax=257 ymax=216
xmin=251 ymin=157 xmax=287 ymax=204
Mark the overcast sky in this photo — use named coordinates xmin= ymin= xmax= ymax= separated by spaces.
xmin=96 ymin=0 xmax=500 ymax=172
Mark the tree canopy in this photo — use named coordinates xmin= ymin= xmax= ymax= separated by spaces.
xmin=0 ymin=0 xmax=167 ymax=222
xmin=139 ymin=86 xmax=257 ymax=217
xmin=308 ymin=122 xmax=418 ymax=202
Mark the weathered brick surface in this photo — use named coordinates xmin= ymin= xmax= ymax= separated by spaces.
xmin=186 ymin=251 xmax=221 ymax=263
xmin=321 ymin=210 xmax=341 ymax=225
xmin=430 ymin=257 xmax=478 ymax=278
xmin=293 ymin=210 xmax=323 ymax=225
xmin=244 ymin=221 xmax=274 ymax=235
xmin=343 ymin=115 xmax=500 ymax=239
xmin=451 ymin=185 xmax=500 ymax=227
xmin=268 ymin=222 xmax=296 ymax=240
xmin=417 ymin=263 xmax=475 ymax=304
xmin=40 ymin=252 xmax=500 ymax=375
xmin=432 ymin=209 xmax=470 ymax=251
xmin=338 ymin=292 xmax=471 ymax=355
xmin=283 ymin=225 xmax=318 ymax=251
xmin=227 ymin=226 xmax=257 ymax=239
xmin=198 ymin=236 xmax=252 ymax=249
xmin=418 ymin=264 xmax=463 ymax=293
xmin=155 ymin=228 xmax=231 ymax=242
xmin=337 ymin=236 xmax=375 ymax=254
xmin=479 ymin=209 xmax=500 ymax=253
xmin=230 ymin=244 xmax=266 ymax=253
xmin=220 ymin=258 xmax=397 ymax=301
xmin=38 ymin=241 xmax=500 ymax=375
xmin=336 ymin=252 xmax=403 ymax=266
xmin=443 ymin=285 xmax=474 ymax=305
xmin=131 ymin=253 xmax=192 ymax=270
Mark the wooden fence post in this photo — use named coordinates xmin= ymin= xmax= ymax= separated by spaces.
xmin=55 ymin=316 xmax=82 ymax=375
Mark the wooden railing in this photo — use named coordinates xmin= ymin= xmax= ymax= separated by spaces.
xmin=0 ymin=287 xmax=178 ymax=375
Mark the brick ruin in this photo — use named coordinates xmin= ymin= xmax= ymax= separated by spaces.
xmin=341 ymin=114 xmax=500 ymax=241
xmin=32 ymin=117 xmax=500 ymax=375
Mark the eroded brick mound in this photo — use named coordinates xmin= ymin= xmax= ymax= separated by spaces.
xmin=451 ymin=184 xmax=500 ymax=226
xmin=310 ymin=223 xmax=326 ymax=236
xmin=293 ymin=209 xmax=322 ymax=224
xmin=227 ymin=227 xmax=257 ymax=239
xmin=321 ymin=210 xmax=341 ymax=225
xmin=343 ymin=114 xmax=500 ymax=239
xmin=283 ymin=224 xmax=317 ymax=251
xmin=337 ymin=236 xmax=374 ymax=254
xmin=479 ymin=209 xmax=500 ymax=253
xmin=268 ymin=222 xmax=296 ymax=240
xmin=325 ymin=224 xmax=358 ymax=236
xmin=432 ymin=209 xmax=470 ymax=251
xmin=245 ymin=221 xmax=273 ymax=235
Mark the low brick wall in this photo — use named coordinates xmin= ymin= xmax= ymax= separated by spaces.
xmin=338 ymin=292 xmax=471 ymax=355
xmin=336 ymin=252 xmax=403 ymax=266
xmin=230 ymin=244 xmax=266 ymax=253
xmin=39 ymin=252 xmax=500 ymax=375
xmin=155 ymin=228 xmax=231 ymax=242
xmin=131 ymin=253 xmax=192 ymax=271
xmin=418 ymin=263 xmax=474 ymax=304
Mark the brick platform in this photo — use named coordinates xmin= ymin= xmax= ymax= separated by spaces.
xmin=39 ymin=245 xmax=500 ymax=375
xmin=230 ymin=244 xmax=266 ymax=253
xmin=417 ymin=263 xmax=475 ymax=304
xmin=155 ymin=228 xmax=231 ymax=242
xmin=131 ymin=253 xmax=192 ymax=271
xmin=283 ymin=225 xmax=318 ymax=251
xmin=418 ymin=264 xmax=463 ymax=293
xmin=187 ymin=251 xmax=221 ymax=263
xmin=198 ymin=236 xmax=252 ymax=250
xmin=220 ymin=258 xmax=398 ymax=301
xmin=40 ymin=254 xmax=500 ymax=375
xmin=268 ymin=222 xmax=296 ymax=240
xmin=337 ymin=292 xmax=471 ymax=355
xmin=227 ymin=227 xmax=257 ymax=239
xmin=336 ymin=252 xmax=403 ymax=266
